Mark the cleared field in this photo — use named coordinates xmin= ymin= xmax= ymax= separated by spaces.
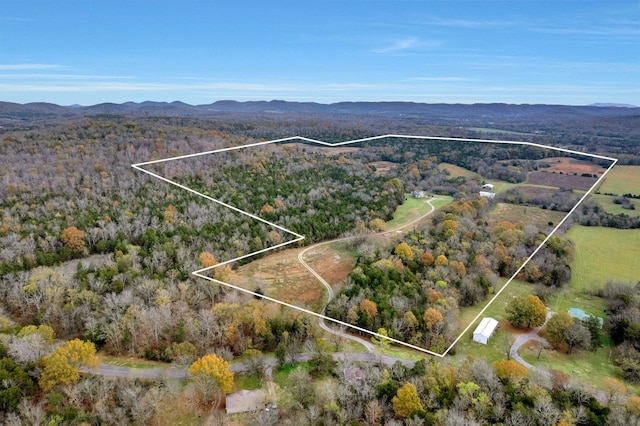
xmin=598 ymin=165 xmax=640 ymax=196
xmin=527 ymin=171 xmax=597 ymax=191
xmin=370 ymin=161 xmax=398 ymax=176
xmin=438 ymin=162 xmax=479 ymax=178
xmin=487 ymin=203 xmax=567 ymax=232
xmin=567 ymin=226 xmax=640 ymax=291
xmin=589 ymin=193 xmax=639 ymax=217
xmin=536 ymin=157 xmax=604 ymax=176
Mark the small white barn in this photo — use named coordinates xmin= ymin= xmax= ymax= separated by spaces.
xmin=473 ymin=317 xmax=499 ymax=345
xmin=482 ymin=183 xmax=495 ymax=190
xmin=479 ymin=191 xmax=496 ymax=199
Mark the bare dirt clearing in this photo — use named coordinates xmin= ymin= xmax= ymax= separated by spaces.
xmin=370 ymin=161 xmax=399 ymax=176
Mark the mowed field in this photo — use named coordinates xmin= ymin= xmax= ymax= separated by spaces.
xmin=527 ymin=171 xmax=597 ymax=191
xmin=567 ymin=226 xmax=640 ymax=291
xmin=438 ymin=162 xmax=479 ymax=178
xmin=488 ymin=203 xmax=568 ymax=232
xmin=598 ymin=165 xmax=640 ymax=195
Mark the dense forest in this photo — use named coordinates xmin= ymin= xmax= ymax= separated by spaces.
xmin=0 ymin=111 xmax=639 ymax=424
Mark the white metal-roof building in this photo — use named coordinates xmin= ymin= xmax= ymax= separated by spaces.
xmin=473 ymin=317 xmax=499 ymax=345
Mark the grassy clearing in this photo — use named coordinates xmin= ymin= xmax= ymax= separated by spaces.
xmin=488 ymin=203 xmax=568 ymax=231
xmin=385 ymin=195 xmax=453 ymax=230
xmin=548 ymin=288 xmax=608 ymax=318
xmin=98 ymin=353 xmax=168 ymax=369
xmin=273 ymin=361 xmax=311 ymax=388
xmin=233 ymin=373 xmax=263 ymax=391
xmin=598 ymin=165 xmax=640 ymax=195
xmin=589 ymin=193 xmax=640 ymax=217
xmin=438 ymin=163 xmax=479 ymax=178
xmin=519 ymin=340 xmax=638 ymax=394
xmin=567 ymin=226 xmax=640 ymax=290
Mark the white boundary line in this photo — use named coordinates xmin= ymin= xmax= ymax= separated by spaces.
xmin=132 ymin=134 xmax=618 ymax=357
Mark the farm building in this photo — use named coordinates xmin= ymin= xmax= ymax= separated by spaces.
xmin=479 ymin=191 xmax=496 ymax=199
xmin=473 ymin=317 xmax=499 ymax=345
xmin=482 ymin=183 xmax=495 ymax=190
xmin=411 ymin=190 xmax=425 ymax=199
xmin=568 ymin=307 xmax=603 ymax=327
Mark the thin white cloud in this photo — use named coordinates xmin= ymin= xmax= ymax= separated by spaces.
xmin=373 ymin=37 xmax=420 ymax=53
xmin=0 ymin=64 xmax=66 ymax=71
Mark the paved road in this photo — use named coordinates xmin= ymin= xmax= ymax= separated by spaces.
xmin=81 ymin=351 xmax=416 ymax=380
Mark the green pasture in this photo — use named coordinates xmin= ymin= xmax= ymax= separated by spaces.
xmin=567 ymin=226 xmax=640 ymax=291
xmin=589 ymin=193 xmax=640 ymax=217
xmin=384 ymin=194 xmax=453 ymax=230
xmin=598 ymin=165 xmax=640 ymax=196
xmin=438 ymin=163 xmax=479 ymax=178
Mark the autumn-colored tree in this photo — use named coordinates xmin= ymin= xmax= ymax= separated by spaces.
xmin=188 ymin=354 xmax=234 ymax=407
xmin=493 ymin=359 xmax=528 ymax=383
xmin=360 ymin=299 xmax=378 ymax=320
xmin=404 ymin=311 xmax=418 ymax=329
xmin=545 ymin=312 xmax=574 ymax=350
xmin=369 ymin=218 xmax=385 ymax=232
xmin=392 ymin=382 xmax=424 ymax=418
xmin=60 ymin=226 xmax=85 ymax=252
xmin=394 ymin=242 xmax=414 ymax=262
xmin=434 ymin=254 xmax=449 ymax=266
xmin=39 ymin=339 xmax=98 ymax=391
xmin=17 ymin=324 xmax=55 ymax=343
xmin=274 ymin=198 xmax=285 ymax=209
xmin=371 ymin=327 xmax=390 ymax=349
xmin=505 ymin=295 xmax=547 ymax=329
xmin=199 ymin=251 xmax=217 ymax=268
xmin=626 ymin=396 xmax=640 ymax=416
xmin=603 ymin=377 xmax=627 ymax=404
xmin=163 ymin=205 xmax=176 ymax=225
xmin=423 ymin=308 xmax=443 ymax=332
xmin=259 ymin=204 xmax=275 ymax=215
xmin=421 ymin=251 xmax=434 ymax=266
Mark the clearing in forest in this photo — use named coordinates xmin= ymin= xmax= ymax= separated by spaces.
xmin=133 ymin=134 xmax=617 ymax=357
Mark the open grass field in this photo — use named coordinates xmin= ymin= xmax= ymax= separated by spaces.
xmin=438 ymin=162 xmax=479 ymax=178
xmin=567 ymin=226 xmax=640 ymax=291
xmin=488 ymin=202 xmax=568 ymax=232
xmin=519 ymin=339 xmax=636 ymax=395
xmin=598 ymin=165 xmax=640 ymax=196
xmin=589 ymin=193 xmax=639 ymax=217
xmin=97 ymin=353 xmax=168 ymax=369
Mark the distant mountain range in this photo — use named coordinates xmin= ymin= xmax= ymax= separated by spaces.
xmin=0 ymin=100 xmax=638 ymax=125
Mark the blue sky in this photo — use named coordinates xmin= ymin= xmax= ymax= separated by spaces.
xmin=1 ymin=0 xmax=638 ymax=105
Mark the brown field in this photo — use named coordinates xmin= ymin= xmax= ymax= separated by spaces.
xmin=488 ymin=203 xmax=568 ymax=232
xmin=515 ymin=185 xmax=560 ymax=197
xmin=232 ymin=247 xmax=327 ymax=312
xmin=536 ymin=157 xmax=604 ymax=176
xmin=303 ymin=244 xmax=358 ymax=287
xmin=527 ymin=171 xmax=597 ymax=191
xmin=370 ymin=161 xmax=399 ymax=176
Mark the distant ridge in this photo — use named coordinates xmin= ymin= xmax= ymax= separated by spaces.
xmin=589 ymin=103 xmax=638 ymax=108
xmin=1 ymin=100 xmax=638 ymax=125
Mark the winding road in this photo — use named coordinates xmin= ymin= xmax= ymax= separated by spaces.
xmin=298 ymin=197 xmax=441 ymax=353
xmin=509 ymin=311 xmax=553 ymax=378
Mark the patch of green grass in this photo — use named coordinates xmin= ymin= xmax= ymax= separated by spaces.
xmin=233 ymin=373 xmax=262 ymax=391
xmin=98 ymin=354 xmax=166 ymax=369
xmin=273 ymin=361 xmax=311 ymax=388
xmin=589 ymin=193 xmax=639 ymax=217
xmin=598 ymin=165 xmax=640 ymax=196
xmin=567 ymin=226 xmax=640 ymax=290
xmin=519 ymin=340 xmax=639 ymax=394
xmin=548 ymin=289 xmax=608 ymax=318
xmin=385 ymin=195 xmax=450 ymax=229
xmin=438 ymin=163 xmax=479 ymax=178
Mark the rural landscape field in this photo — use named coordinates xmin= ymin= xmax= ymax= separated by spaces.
xmin=1 ymin=0 xmax=639 ymax=424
